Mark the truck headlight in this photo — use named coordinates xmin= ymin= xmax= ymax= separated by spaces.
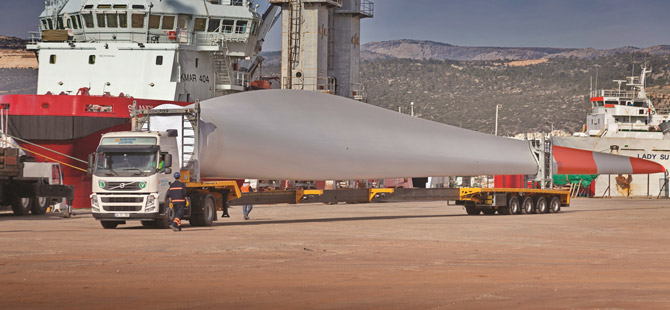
xmin=90 ymin=194 xmax=100 ymax=212
xmin=146 ymin=195 xmax=157 ymax=212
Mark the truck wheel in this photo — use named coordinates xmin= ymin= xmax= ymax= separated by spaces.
xmin=155 ymin=217 xmax=172 ymax=229
xmin=534 ymin=196 xmax=548 ymax=214
xmin=101 ymin=221 xmax=121 ymax=229
xmin=141 ymin=221 xmax=155 ymax=227
xmin=31 ymin=197 xmax=51 ymax=215
xmin=521 ymin=196 xmax=535 ymax=214
xmin=465 ymin=204 xmax=481 ymax=215
xmin=549 ymin=196 xmax=561 ymax=213
xmin=11 ymin=196 xmax=33 ymax=216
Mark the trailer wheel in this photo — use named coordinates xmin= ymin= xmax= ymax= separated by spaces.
xmin=465 ymin=204 xmax=481 ymax=215
xmin=190 ymin=194 xmax=215 ymax=226
xmin=11 ymin=196 xmax=33 ymax=216
xmin=482 ymin=209 xmax=496 ymax=215
xmin=521 ymin=196 xmax=535 ymax=214
xmin=31 ymin=197 xmax=51 ymax=215
xmin=200 ymin=195 xmax=216 ymax=226
xmin=534 ymin=196 xmax=548 ymax=214
xmin=549 ymin=196 xmax=561 ymax=213
xmin=499 ymin=196 xmax=518 ymax=215
xmin=100 ymin=221 xmax=121 ymax=229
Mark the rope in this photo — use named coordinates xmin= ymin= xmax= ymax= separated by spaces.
xmin=3 ymin=133 xmax=87 ymax=164
xmin=0 ymin=138 xmax=87 ymax=172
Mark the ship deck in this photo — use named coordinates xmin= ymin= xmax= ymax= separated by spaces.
xmin=1 ymin=198 xmax=669 ymax=309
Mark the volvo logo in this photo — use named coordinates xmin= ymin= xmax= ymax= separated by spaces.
xmin=120 ymin=183 xmax=126 ymax=189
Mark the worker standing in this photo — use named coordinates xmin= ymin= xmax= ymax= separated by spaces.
xmin=168 ymin=172 xmax=187 ymax=232
xmin=241 ymin=181 xmax=253 ymax=220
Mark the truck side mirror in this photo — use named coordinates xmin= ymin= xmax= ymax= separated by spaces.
xmin=87 ymin=153 xmax=95 ymax=175
xmin=164 ymin=153 xmax=172 ymax=168
xmin=164 ymin=167 xmax=172 ymax=174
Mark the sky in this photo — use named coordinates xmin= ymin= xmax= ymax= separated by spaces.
xmin=2 ymin=0 xmax=670 ymax=50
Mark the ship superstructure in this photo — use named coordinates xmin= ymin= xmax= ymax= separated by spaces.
xmin=553 ymin=67 xmax=670 ymax=197
xmin=579 ymin=66 xmax=670 ymax=139
xmin=33 ymin=0 xmax=279 ymax=100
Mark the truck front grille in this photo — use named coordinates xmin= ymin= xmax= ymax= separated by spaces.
xmin=103 ymin=206 xmax=142 ymax=212
xmin=101 ymin=197 xmax=144 ymax=203
xmin=104 ymin=182 xmax=141 ymax=191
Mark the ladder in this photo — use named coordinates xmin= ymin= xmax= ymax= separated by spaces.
xmin=213 ymin=49 xmax=233 ymax=88
xmin=287 ymin=0 xmax=302 ymax=88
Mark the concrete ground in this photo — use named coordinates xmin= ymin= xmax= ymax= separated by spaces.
xmin=1 ymin=198 xmax=669 ymax=309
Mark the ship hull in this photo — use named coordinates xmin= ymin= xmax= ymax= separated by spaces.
xmin=0 ymin=94 xmax=188 ymax=208
xmin=552 ymin=136 xmax=670 ymax=197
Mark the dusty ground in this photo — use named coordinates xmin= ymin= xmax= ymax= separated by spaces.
xmin=1 ymin=198 xmax=669 ymax=309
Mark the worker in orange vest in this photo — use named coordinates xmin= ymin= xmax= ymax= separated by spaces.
xmin=168 ymin=172 xmax=187 ymax=232
xmin=241 ymin=181 xmax=253 ymax=220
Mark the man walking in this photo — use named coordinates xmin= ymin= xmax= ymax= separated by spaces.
xmin=241 ymin=181 xmax=253 ymax=220
xmin=168 ymin=172 xmax=187 ymax=232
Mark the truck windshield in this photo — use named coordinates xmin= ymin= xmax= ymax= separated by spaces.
xmin=95 ymin=152 xmax=158 ymax=176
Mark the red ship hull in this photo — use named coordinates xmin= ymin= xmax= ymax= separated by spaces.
xmin=0 ymin=94 xmax=189 ymax=208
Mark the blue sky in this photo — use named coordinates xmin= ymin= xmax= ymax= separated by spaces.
xmin=2 ymin=0 xmax=670 ymax=50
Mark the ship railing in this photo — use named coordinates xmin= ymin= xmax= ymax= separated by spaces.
xmin=284 ymin=76 xmax=336 ymax=94
xmin=617 ymin=123 xmax=653 ymax=131
xmin=232 ymin=71 xmax=249 ymax=87
xmin=28 ymin=31 xmax=42 ymax=44
xmin=591 ymin=89 xmax=636 ymax=98
xmin=351 ymin=83 xmax=368 ymax=102
xmin=336 ymin=0 xmax=374 ymax=17
xmin=655 ymin=108 xmax=670 ymax=115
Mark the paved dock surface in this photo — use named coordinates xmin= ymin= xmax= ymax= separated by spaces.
xmin=1 ymin=198 xmax=669 ymax=309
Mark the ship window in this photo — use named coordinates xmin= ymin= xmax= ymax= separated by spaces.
xmin=119 ymin=13 xmax=127 ymax=28
xmin=41 ymin=20 xmax=48 ymax=30
xmin=49 ymin=55 xmax=56 ymax=64
xmin=162 ymin=16 xmax=175 ymax=30
xmin=70 ymin=16 xmax=79 ymax=29
xmin=207 ymin=19 xmax=221 ymax=32
xmin=77 ymin=15 xmax=83 ymax=28
xmin=113 ymin=5 xmax=128 ymax=9
xmin=97 ymin=4 xmax=112 ymax=9
xmin=605 ymin=101 xmax=617 ymax=105
xmin=149 ymin=15 xmax=161 ymax=29
xmin=178 ymin=16 xmax=187 ymax=29
xmin=67 ymin=18 xmax=72 ymax=29
xmin=106 ymin=14 xmax=118 ymax=28
xmin=194 ymin=18 xmax=207 ymax=31
xmin=235 ymin=20 xmax=247 ymax=34
xmin=156 ymin=56 xmax=163 ymax=65
xmin=47 ymin=19 xmax=54 ymax=30
xmin=132 ymin=5 xmax=145 ymax=9
xmin=221 ymin=20 xmax=234 ymax=33
xmin=131 ymin=14 xmax=144 ymax=28
xmin=250 ymin=21 xmax=258 ymax=36
xmin=97 ymin=14 xmax=106 ymax=27
xmin=84 ymin=5 xmax=94 ymax=9
xmin=83 ymin=14 xmax=94 ymax=28
xmin=57 ymin=18 xmax=64 ymax=29
xmin=89 ymin=55 xmax=96 ymax=65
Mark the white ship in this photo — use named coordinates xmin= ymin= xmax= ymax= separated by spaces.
xmin=552 ymin=66 xmax=670 ymax=197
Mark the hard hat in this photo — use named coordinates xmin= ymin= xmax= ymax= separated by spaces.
xmin=174 ymin=172 xmax=181 ymax=179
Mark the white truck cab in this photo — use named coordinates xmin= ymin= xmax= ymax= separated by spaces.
xmin=90 ymin=130 xmax=178 ymax=228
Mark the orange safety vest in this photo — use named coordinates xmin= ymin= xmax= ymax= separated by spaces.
xmin=241 ymin=184 xmax=251 ymax=193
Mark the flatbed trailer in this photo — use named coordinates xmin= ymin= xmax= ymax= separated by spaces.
xmin=229 ymin=187 xmax=570 ymax=215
